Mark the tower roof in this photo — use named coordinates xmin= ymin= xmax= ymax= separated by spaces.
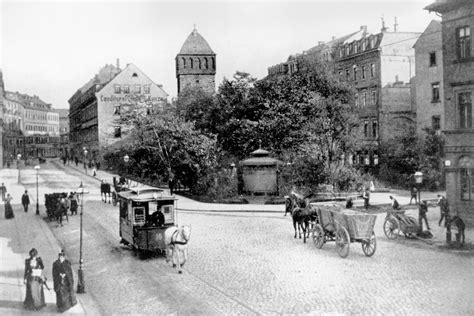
xmin=178 ymin=28 xmax=215 ymax=55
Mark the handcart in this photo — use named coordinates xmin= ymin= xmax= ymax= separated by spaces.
xmin=383 ymin=209 xmax=419 ymax=239
xmin=312 ymin=206 xmax=377 ymax=258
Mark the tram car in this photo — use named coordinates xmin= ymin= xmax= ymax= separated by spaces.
xmin=118 ymin=186 xmax=177 ymax=253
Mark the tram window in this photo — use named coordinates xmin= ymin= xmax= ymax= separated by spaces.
xmin=161 ymin=205 xmax=173 ymax=214
xmin=134 ymin=207 xmax=146 ymax=225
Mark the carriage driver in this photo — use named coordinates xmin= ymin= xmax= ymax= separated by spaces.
xmin=149 ymin=208 xmax=165 ymax=227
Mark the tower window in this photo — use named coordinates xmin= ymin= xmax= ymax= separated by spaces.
xmin=189 ymin=58 xmax=194 ymax=68
xmin=432 ymin=82 xmax=440 ymax=102
xmin=429 ymin=52 xmax=437 ymax=67
xmin=182 ymin=57 xmax=186 ymax=68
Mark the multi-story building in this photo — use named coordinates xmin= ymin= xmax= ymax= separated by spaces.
xmin=2 ymin=96 xmax=25 ymax=163
xmin=55 ymin=109 xmax=70 ymax=157
xmin=0 ymin=70 xmax=3 ymax=167
xmin=176 ymin=27 xmax=216 ymax=95
xmin=414 ymin=20 xmax=444 ymax=136
xmin=69 ymin=62 xmax=168 ymax=163
xmin=426 ymin=0 xmax=474 ymax=225
xmin=267 ymin=24 xmax=420 ymax=168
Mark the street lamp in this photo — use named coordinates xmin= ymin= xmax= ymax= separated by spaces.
xmin=414 ymin=171 xmax=423 ymax=204
xmin=124 ymin=154 xmax=130 ymax=176
xmin=83 ymin=148 xmax=88 ymax=173
xmin=17 ymin=154 xmax=22 ymax=183
xmin=34 ymin=165 xmax=40 ymax=215
xmin=76 ymin=181 xmax=89 ymax=294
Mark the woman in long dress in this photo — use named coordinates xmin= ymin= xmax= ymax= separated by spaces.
xmin=4 ymin=193 xmax=14 ymax=219
xmin=23 ymin=248 xmax=46 ymax=311
xmin=52 ymin=250 xmax=77 ymax=313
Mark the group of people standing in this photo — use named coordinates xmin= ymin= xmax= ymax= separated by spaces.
xmin=24 ymin=248 xmax=77 ymax=313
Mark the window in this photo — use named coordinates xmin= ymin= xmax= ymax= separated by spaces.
xmin=133 ymin=207 xmax=146 ymax=225
xmin=144 ymin=85 xmax=150 ymax=94
xmin=362 ymin=40 xmax=367 ymax=51
xmin=123 ymin=85 xmax=130 ymax=93
xmin=182 ymin=57 xmax=186 ymax=68
xmin=353 ymin=66 xmax=358 ymax=80
xmin=429 ymin=52 xmax=437 ymax=67
xmin=361 ymin=65 xmax=366 ymax=79
xmin=372 ymin=120 xmax=378 ymax=138
xmin=364 ymin=121 xmax=368 ymax=137
xmin=432 ymin=115 xmax=441 ymax=130
xmin=460 ymin=156 xmax=473 ymax=201
xmin=114 ymin=126 xmax=121 ymax=138
xmin=354 ymin=43 xmax=358 ymax=54
xmin=370 ymin=63 xmax=375 ymax=77
xmin=432 ymin=83 xmax=440 ymax=102
xmin=134 ymin=85 xmax=141 ymax=94
xmin=362 ymin=92 xmax=367 ymax=107
xmin=346 ymin=45 xmax=350 ymax=56
xmin=457 ymin=26 xmax=471 ymax=60
xmin=114 ymin=85 xmax=121 ymax=94
xmin=355 ymin=93 xmax=359 ymax=107
xmin=459 ymin=92 xmax=472 ymax=129
xmin=371 ymin=90 xmax=377 ymax=105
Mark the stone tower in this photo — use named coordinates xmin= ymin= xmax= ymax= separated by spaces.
xmin=176 ymin=27 xmax=216 ymax=95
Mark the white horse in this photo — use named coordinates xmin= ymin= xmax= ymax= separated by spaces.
xmin=164 ymin=225 xmax=191 ymax=274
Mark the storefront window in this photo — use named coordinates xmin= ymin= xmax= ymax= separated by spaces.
xmin=460 ymin=156 xmax=473 ymax=201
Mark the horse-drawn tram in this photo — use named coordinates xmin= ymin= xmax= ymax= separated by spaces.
xmin=311 ymin=206 xmax=377 ymax=258
xmin=118 ymin=186 xmax=177 ymax=254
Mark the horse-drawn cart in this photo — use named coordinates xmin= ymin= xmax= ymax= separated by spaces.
xmin=312 ymin=206 xmax=377 ymax=258
xmin=383 ymin=209 xmax=419 ymax=239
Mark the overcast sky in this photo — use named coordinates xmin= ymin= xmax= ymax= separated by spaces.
xmin=1 ymin=0 xmax=439 ymax=109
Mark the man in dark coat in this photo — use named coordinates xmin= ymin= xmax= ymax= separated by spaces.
xmin=419 ymin=200 xmax=430 ymax=231
xmin=52 ymin=250 xmax=77 ymax=313
xmin=389 ymin=195 xmax=401 ymax=210
xmin=22 ymin=190 xmax=30 ymax=213
xmin=437 ymin=194 xmax=450 ymax=227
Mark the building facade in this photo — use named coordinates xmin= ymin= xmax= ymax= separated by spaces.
xmin=55 ymin=109 xmax=70 ymax=157
xmin=267 ymin=24 xmax=419 ymax=168
xmin=414 ymin=20 xmax=444 ymax=136
xmin=426 ymin=0 xmax=474 ymax=225
xmin=176 ymin=27 xmax=216 ymax=95
xmin=69 ymin=63 xmax=168 ymax=163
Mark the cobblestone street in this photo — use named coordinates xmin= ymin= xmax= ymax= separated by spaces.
xmin=12 ymin=165 xmax=474 ymax=315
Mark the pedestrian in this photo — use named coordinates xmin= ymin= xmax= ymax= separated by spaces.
xmin=168 ymin=172 xmax=175 ymax=195
xmin=68 ymin=192 xmax=78 ymax=216
xmin=389 ymin=195 xmax=401 ymax=210
xmin=345 ymin=197 xmax=353 ymax=209
xmin=437 ymin=194 xmax=450 ymax=227
xmin=22 ymin=190 xmax=31 ymax=213
xmin=74 ymin=156 xmax=78 ymax=167
xmin=52 ymin=250 xmax=77 ymax=313
xmin=23 ymin=248 xmax=46 ymax=311
xmin=409 ymin=187 xmax=418 ymax=205
xmin=362 ymin=187 xmax=370 ymax=210
xmin=0 ymin=182 xmax=7 ymax=201
xmin=418 ymin=200 xmax=430 ymax=231
xmin=92 ymin=160 xmax=97 ymax=177
xmin=4 ymin=193 xmax=14 ymax=219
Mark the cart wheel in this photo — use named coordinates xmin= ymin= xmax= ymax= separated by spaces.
xmin=361 ymin=232 xmax=377 ymax=257
xmin=312 ymin=224 xmax=325 ymax=249
xmin=383 ymin=216 xmax=400 ymax=239
xmin=335 ymin=227 xmax=350 ymax=258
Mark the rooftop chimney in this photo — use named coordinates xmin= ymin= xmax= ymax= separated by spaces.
xmin=116 ymin=58 xmax=120 ymax=70
xmin=394 ymin=17 xmax=398 ymax=32
xmin=381 ymin=16 xmax=388 ymax=32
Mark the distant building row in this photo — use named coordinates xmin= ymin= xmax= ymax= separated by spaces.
xmin=0 ymin=72 xmax=69 ymax=165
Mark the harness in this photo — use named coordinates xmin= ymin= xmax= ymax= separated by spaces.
xmin=171 ymin=229 xmax=189 ymax=246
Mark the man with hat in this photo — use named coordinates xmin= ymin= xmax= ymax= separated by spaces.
xmin=418 ymin=200 xmax=430 ymax=231
xmin=52 ymin=250 xmax=77 ymax=313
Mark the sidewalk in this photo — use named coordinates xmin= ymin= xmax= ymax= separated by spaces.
xmin=57 ymin=159 xmax=473 ymax=248
xmin=0 ymin=167 xmax=102 ymax=315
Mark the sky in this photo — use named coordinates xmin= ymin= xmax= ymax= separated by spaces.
xmin=1 ymin=0 xmax=439 ymax=109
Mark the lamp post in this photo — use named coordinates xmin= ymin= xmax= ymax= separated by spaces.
xmin=76 ymin=182 xmax=89 ymax=294
xmin=123 ymin=154 xmax=130 ymax=176
xmin=17 ymin=154 xmax=22 ymax=183
xmin=83 ymin=148 xmax=88 ymax=173
xmin=34 ymin=165 xmax=40 ymax=215
xmin=414 ymin=171 xmax=423 ymax=204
